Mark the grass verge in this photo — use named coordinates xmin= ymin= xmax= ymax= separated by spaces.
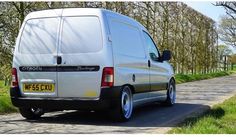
xmin=0 ymin=81 xmax=17 ymax=114
xmin=0 ymin=96 xmax=18 ymax=114
xmin=175 ymin=71 xmax=235 ymax=84
xmin=169 ymin=95 xmax=236 ymax=134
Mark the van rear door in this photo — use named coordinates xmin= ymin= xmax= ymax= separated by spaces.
xmin=57 ymin=16 xmax=103 ymax=98
xmin=17 ymin=17 xmax=60 ymax=97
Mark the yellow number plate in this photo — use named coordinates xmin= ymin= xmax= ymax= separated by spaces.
xmin=23 ymin=83 xmax=54 ymax=92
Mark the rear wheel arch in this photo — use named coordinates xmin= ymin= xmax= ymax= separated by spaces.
xmin=122 ymin=84 xmax=135 ymax=94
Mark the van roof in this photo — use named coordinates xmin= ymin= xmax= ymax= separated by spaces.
xmin=25 ymin=8 xmax=147 ymax=32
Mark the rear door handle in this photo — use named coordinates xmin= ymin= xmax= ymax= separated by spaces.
xmin=57 ymin=56 xmax=62 ymax=65
xmin=148 ymin=60 xmax=151 ymax=67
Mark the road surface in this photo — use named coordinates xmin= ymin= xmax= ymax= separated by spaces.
xmin=1 ymin=74 xmax=236 ymax=133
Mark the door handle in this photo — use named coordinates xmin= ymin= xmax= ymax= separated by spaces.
xmin=132 ymin=74 xmax=135 ymax=82
xmin=57 ymin=56 xmax=62 ymax=65
xmin=148 ymin=60 xmax=151 ymax=67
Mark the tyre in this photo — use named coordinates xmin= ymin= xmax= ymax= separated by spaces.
xmin=165 ymin=79 xmax=176 ymax=106
xmin=19 ymin=107 xmax=44 ymax=120
xmin=110 ymin=86 xmax=133 ymax=122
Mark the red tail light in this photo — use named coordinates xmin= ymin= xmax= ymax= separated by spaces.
xmin=101 ymin=67 xmax=114 ymax=87
xmin=11 ymin=68 xmax=18 ymax=87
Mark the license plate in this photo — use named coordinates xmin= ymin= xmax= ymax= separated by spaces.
xmin=23 ymin=83 xmax=54 ymax=92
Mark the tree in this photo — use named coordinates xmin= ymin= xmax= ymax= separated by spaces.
xmin=0 ymin=2 xmax=47 ymax=82
xmin=217 ymin=44 xmax=233 ymax=71
xmin=228 ymin=54 xmax=236 ymax=70
xmin=0 ymin=1 xmax=220 ymax=80
xmin=217 ymin=45 xmax=233 ymax=59
xmin=215 ymin=2 xmax=236 ymax=20
xmin=218 ymin=16 xmax=236 ymax=47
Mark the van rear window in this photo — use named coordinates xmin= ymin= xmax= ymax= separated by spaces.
xmin=61 ymin=16 xmax=102 ymax=54
xmin=19 ymin=18 xmax=59 ymax=54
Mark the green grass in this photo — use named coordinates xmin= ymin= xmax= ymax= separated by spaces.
xmin=169 ymin=95 xmax=236 ymax=134
xmin=0 ymin=96 xmax=18 ymax=114
xmin=0 ymin=81 xmax=10 ymax=97
xmin=175 ymin=71 xmax=235 ymax=84
xmin=0 ymin=81 xmax=17 ymax=114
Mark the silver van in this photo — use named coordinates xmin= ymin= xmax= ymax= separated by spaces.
xmin=10 ymin=8 xmax=176 ymax=121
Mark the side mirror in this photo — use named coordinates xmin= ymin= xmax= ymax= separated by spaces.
xmin=161 ymin=50 xmax=171 ymax=61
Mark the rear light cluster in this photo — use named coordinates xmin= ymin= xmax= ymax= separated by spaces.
xmin=101 ymin=67 xmax=114 ymax=87
xmin=11 ymin=68 xmax=19 ymax=87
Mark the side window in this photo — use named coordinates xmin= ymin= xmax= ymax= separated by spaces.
xmin=143 ymin=32 xmax=160 ymax=60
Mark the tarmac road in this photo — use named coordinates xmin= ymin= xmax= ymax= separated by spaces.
xmin=1 ymin=74 xmax=236 ymax=134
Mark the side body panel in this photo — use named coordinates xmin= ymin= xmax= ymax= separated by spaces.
xmin=106 ymin=13 xmax=150 ymax=101
xmin=141 ymin=31 xmax=174 ymax=101
xmin=106 ymin=11 xmax=174 ymax=103
xmin=149 ymin=61 xmax=172 ymax=100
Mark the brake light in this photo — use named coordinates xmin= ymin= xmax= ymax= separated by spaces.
xmin=101 ymin=67 xmax=114 ymax=87
xmin=11 ymin=68 xmax=18 ymax=87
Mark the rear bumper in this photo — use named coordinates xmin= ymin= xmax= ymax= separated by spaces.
xmin=10 ymin=87 xmax=121 ymax=110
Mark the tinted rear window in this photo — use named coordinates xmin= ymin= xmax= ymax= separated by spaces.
xmin=61 ymin=16 xmax=102 ymax=54
xmin=19 ymin=18 xmax=59 ymax=54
